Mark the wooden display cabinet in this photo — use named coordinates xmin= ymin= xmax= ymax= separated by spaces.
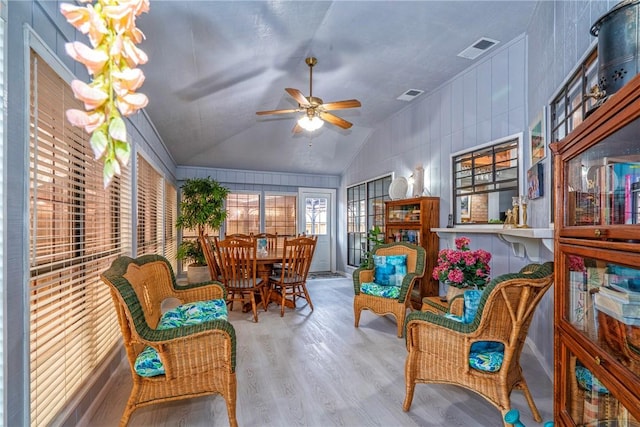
xmin=551 ymin=73 xmax=640 ymax=425
xmin=384 ymin=196 xmax=439 ymax=307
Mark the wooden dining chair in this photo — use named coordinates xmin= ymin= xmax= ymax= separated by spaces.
xmin=216 ymin=236 xmax=267 ymax=322
xmin=254 ymin=232 xmax=278 ymax=250
xmin=199 ymin=234 xmax=223 ymax=282
xmin=225 ymin=233 xmax=254 ymax=242
xmin=267 ymin=236 xmax=317 ymax=316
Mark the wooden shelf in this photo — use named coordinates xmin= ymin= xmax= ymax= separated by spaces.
xmin=432 ymin=226 xmax=554 ymax=262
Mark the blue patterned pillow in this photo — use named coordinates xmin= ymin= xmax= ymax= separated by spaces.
xmin=361 ymin=282 xmax=401 ymax=299
xmin=373 ymin=254 xmax=407 ymax=286
xmin=469 ymin=341 xmax=505 ymax=372
xmin=134 ymin=299 xmax=228 ymax=377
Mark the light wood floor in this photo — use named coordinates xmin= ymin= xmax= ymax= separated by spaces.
xmin=84 ymin=277 xmax=553 ymax=426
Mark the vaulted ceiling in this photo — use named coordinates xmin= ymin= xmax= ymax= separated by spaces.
xmin=137 ymin=1 xmax=538 ymax=175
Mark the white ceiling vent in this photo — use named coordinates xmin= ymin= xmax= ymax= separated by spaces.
xmin=457 ymin=37 xmax=500 ymax=60
xmin=397 ymin=89 xmax=424 ymax=102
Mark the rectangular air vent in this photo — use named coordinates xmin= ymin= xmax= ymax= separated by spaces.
xmin=457 ymin=37 xmax=499 ymax=60
xmin=397 ymin=89 xmax=424 ymax=101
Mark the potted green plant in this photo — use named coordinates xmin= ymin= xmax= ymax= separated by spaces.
xmin=360 ymin=225 xmax=385 ymax=268
xmin=176 ymin=177 xmax=230 ymax=283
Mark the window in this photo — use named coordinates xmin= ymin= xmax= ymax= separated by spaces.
xmin=28 ymin=50 xmax=132 ymax=426
xmin=550 ymin=49 xmax=598 ymax=142
xmin=226 ymin=193 xmax=260 ymax=235
xmin=452 ymin=135 xmax=522 ymax=225
xmin=550 ymin=48 xmax=598 ymax=221
xmin=164 ymin=181 xmax=178 ymax=271
xmin=265 ymin=193 xmax=296 ymax=236
xmin=346 ymin=175 xmax=391 ymax=267
xmin=305 ymin=197 xmax=327 ymax=235
xmin=136 ymin=155 xmax=163 ymax=256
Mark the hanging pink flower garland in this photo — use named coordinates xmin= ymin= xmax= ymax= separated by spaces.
xmin=60 ymin=0 xmax=150 ymax=186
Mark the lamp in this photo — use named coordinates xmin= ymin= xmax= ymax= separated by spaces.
xmin=298 ymin=114 xmax=324 ymax=131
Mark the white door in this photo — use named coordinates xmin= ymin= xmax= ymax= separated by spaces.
xmin=298 ymin=188 xmax=335 ymax=272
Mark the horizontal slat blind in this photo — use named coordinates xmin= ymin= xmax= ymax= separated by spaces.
xmin=136 ymin=154 xmax=163 ymax=256
xmin=164 ymin=181 xmax=177 ymax=271
xmin=29 ymin=50 xmax=132 ymax=426
xmin=0 ymin=3 xmax=5 ymax=421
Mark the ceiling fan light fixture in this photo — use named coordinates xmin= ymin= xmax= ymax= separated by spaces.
xmin=298 ymin=115 xmax=324 ymax=131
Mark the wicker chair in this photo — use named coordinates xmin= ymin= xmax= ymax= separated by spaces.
xmin=403 ymin=262 xmax=554 ymax=426
xmin=353 ymin=242 xmax=426 ymax=338
xmin=100 ymin=255 xmax=238 ymax=427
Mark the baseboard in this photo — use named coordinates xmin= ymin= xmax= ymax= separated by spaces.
xmin=525 ymin=336 xmax=553 ymax=381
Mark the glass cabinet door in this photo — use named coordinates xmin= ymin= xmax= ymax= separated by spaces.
xmin=560 ymin=344 xmax=640 ymax=426
xmin=563 ymin=115 xmax=640 ymax=233
xmin=559 ymin=247 xmax=640 ymax=423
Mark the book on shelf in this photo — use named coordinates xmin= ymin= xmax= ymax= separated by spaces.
xmin=594 ymin=292 xmax=640 ymax=325
xmin=599 ymin=283 xmax=640 ymax=303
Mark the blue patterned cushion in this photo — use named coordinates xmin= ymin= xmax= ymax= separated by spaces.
xmin=134 ymin=299 xmax=228 ymax=377
xmin=373 ymin=254 xmax=407 ymax=286
xmin=361 ymin=282 xmax=401 ymax=299
xmin=469 ymin=341 xmax=505 ymax=372
xmin=575 ymin=363 xmax=609 ymax=394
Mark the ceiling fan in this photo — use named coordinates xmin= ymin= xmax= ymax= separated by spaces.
xmin=256 ymin=57 xmax=361 ymax=133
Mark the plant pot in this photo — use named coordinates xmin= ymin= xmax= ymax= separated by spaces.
xmin=446 ymin=285 xmax=467 ymax=302
xmin=187 ymin=265 xmax=211 ymax=284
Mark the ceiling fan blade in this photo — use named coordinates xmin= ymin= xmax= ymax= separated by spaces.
xmin=285 ymin=88 xmax=311 ymax=107
xmin=318 ymin=111 xmax=353 ymax=129
xmin=292 ymin=123 xmax=303 ymax=134
xmin=320 ymin=99 xmax=361 ymax=111
xmin=256 ymin=108 xmax=301 ymax=116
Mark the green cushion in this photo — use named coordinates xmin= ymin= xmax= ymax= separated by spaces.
xmin=373 ymin=254 xmax=407 ymax=286
xmin=134 ymin=299 xmax=228 ymax=377
xmin=361 ymin=282 xmax=400 ymax=299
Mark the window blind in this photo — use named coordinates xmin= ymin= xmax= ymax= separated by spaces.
xmin=29 ymin=50 xmax=132 ymax=426
xmin=0 ymin=2 xmax=6 ymax=422
xmin=136 ymin=154 xmax=163 ymax=256
xmin=164 ymin=181 xmax=177 ymax=271
xmin=226 ymin=193 xmax=260 ymax=235
xmin=265 ymin=194 xmax=297 ymax=236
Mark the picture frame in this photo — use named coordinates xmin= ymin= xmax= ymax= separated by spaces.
xmin=529 ymin=108 xmax=546 ymax=166
xmin=527 ymin=162 xmax=544 ymax=200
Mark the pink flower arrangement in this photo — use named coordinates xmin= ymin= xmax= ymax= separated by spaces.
xmin=568 ymin=255 xmax=585 ymax=272
xmin=432 ymin=237 xmax=492 ymax=289
xmin=60 ymin=0 xmax=150 ymax=187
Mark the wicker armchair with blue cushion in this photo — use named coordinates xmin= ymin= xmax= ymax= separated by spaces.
xmin=353 ymin=242 xmax=426 ymax=338
xmin=403 ymin=262 xmax=554 ymax=426
xmin=101 ymin=254 xmax=238 ymax=427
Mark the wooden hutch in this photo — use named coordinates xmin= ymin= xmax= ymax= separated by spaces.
xmin=384 ymin=196 xmax=439 ymax=307
xmin=551 ymin=73 xmax=640 ymax=424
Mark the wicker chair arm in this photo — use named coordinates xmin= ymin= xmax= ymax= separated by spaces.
xmin=139 ymin=318 xmax=237 ymax=372
xmin=421 ymin=297 xmax=448 ymax=313
xmin=352 ymin=267 xmax=374 ymax=294
xmin=171 ymin=280 xmax=227 ymax=303
xmin=405 ymin=310 xmax=477 ymax=339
